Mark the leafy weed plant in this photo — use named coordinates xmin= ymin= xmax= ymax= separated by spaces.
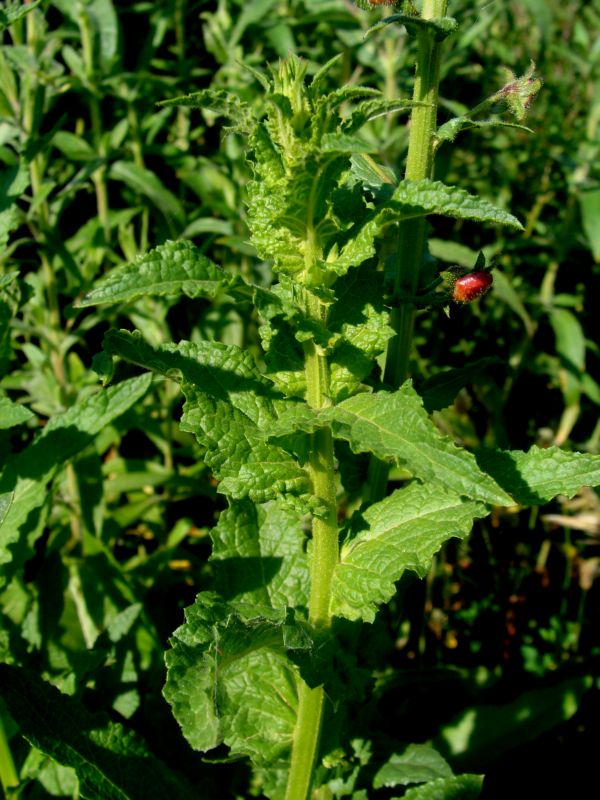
xmin=1 ymin=2 xmax=600 ymax=799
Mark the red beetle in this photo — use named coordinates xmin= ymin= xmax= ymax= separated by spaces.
xmin=452 ymin=271 xmax=493 ymax=304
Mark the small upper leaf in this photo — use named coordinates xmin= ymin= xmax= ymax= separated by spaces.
xmin=383 ymin=179 xmax=523 ymax=230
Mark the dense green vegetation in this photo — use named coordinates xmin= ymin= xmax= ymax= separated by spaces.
xmin=1 ymin=1 xmax=599 ymax=798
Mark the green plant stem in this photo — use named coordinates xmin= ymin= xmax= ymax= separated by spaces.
xmin=285 ymin=294 xmax=338 ymax=800
xmin=23 ymin=10 xmax=67 ymax=394
xmin=367 ymin=0 xmax=448 ymax=505
xmin=79 ymin=3 xmax=111 ymax=246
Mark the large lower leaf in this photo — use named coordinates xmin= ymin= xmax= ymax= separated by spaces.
xmin=164 ymin=594 xmax=300 ymax=767
xmin=0 ymin=664 xmax=195 ymax=800
xmin=0 ymin=374 xmax=151 ymax=590
xmin=331 ymin=482 xmax=488 ymax=622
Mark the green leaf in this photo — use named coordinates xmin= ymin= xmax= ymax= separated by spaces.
xmin=0 ymin=374 xmax=151 ymax=590
xmin=164 ymin=594 xmax=300 ymax=764
xmin=158 ymin=88 xmax=252 ymax=133
xmin=0 ymin=396 xmax=35 ymax=429
xmin=103 ymin=331 xmax=310 ymax=503
xmin=211 ymin=499 xmax=309 ymax=609
xmin=343 ymin=98 xmax=421 ymax=133
xmin=0 ymin=161 xmax=30 ymax=250
xmin=328 ymin=264 xmax=394 ymax=401
xmin=475 ymin=445 xmax=600 ymax=505
xmin=350 ymin=154 xmax=398 ymax=188
xmin=259 ymin=314 xmax=307 ymax=400
xmin=52 ymin=130 xmax=97 ymax=161
xmin=549 ymin=307 xmax=585 ymax=403
xmin=578 ymin=186 xmax=600 ymax=261
xmin=0 ymin=1 xmax=41 ymax=32
xmin=109 ymin=161 xmax=185 ymax=232
xmin=328 ymin=384 xmax=514 ymax=506
xmin=331 ymin=482 xmax=488 ymax=622
xmin=321 ymin=132 xmax=373 ymax=154
xmin=0 ymin=664 xmax=196 ymax=800
xmin=401 ymin=774 xmax=483 ymax=800
xmin=182 ymin=383 xmax=310 ymax=502
xmin=491 ymin=269 xmax=535 ymax=338
xmin=85 ymin=0 xmax=120 ymax=71
xmin=435 ymin=117 xmax=532 ymax=146
xmin=374 ymin=744 xmax=453 ymax=789
xmin=77 ymin=241 xmax=231 ymax=307
xmin=365 ymin=14 xmax=458 ymax=43
xmin=384 ymin=180 xmax=523 ymax=230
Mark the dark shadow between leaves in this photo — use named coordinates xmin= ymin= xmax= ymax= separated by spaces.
xmin=212 ymin=555 xmax=285 ymax=601
xmin=0 ymin=663 xmax=197 ymax=800
xmin=474 ymin=448 xmax=542 ymax=506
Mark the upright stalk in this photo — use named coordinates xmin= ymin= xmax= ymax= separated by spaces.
xmin=367 ymin=0 xmax=448 ymax=504
xmin=285 ymin=293 xmax=339 ymax=800
xmin=22 ymin=9 xmax=67 ymax=394
xmin=78 ymin=2 xmax=111 ymax=246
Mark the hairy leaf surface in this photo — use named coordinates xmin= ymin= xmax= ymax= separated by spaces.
xmin=164 ymin=594 xmax=301 ymax=764
xmin=331 ymin=482 xmax=488 ymax=621
xmin=103 ymin=331 xmax=310 ymax=502
xmin=211 ymin=499 xmax=309 ymax=609
xmin=384 ymin=180 xmax=523 ymax=230
xmin=476 ymin=445 xmax=600 ymax=505
xmin=329 ymin=384 xmax=514 ymax=506
xmin=78 ymin=241 xmax=231 ymax=306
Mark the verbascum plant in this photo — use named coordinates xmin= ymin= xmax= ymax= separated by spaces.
xmin=47 ymin=3 xmax=598 ymax=799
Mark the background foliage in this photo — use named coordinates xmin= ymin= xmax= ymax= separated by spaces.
xmin=1 ymin=0 xmax=599 ymax=797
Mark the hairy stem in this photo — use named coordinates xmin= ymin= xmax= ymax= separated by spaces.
xmin=286 ymin=293 xmax=338 ymax=800
xmin=367 ymin=0 xmax=448 ymax=505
